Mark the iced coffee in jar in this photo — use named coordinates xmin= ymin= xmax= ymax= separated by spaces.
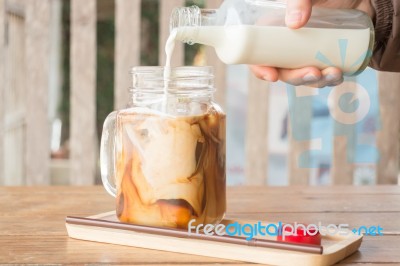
xmin=100 ymin=66 xmax=226 ymax=229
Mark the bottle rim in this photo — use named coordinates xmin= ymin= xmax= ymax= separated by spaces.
xmin=130 ymin=66 xmax=214 ymax=78
xmin=170 ymin=5 xmax=202 ymax=32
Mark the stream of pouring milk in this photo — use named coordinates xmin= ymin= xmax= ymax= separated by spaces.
xmin=162 ymin=29 xmax=178 ymax=112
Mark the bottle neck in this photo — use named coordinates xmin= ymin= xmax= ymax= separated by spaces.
xmin=170 ymin=6 xmax=217 ymax=44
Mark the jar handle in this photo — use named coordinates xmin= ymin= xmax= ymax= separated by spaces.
xmin=100 ymin=111 xmax=118 ymax=197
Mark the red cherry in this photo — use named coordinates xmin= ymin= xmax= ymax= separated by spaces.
xmin=277 ymin=223 xmax=322 ymax=246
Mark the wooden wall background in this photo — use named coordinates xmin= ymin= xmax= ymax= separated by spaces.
xmin=0 ymin=0 xmax=399 ymax=185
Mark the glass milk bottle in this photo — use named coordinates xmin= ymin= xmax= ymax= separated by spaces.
xmin=100 ymin=66 xmax=226 ymax=229
xmin=170 ymin=0 xmax=374 ymax=75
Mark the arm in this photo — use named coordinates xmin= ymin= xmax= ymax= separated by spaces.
xmin=369 ymin=0 xmax=400 ymax=72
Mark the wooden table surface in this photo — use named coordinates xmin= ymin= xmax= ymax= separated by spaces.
xmin=1 ymin=185 xmax=399 ymax=265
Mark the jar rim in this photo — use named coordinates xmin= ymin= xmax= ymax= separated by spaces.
xmin=130 ymin=66 xmax=215 ymax=94
xmin=130 ymin=66 xmax=213 ymax=75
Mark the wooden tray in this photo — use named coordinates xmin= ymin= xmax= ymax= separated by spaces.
xmin=65 ymin=211 xmax=362 ymax=266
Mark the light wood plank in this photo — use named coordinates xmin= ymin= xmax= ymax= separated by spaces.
xmin=288 ymin=136 xmax=312 ymax=185
xmin=114 ymin=0 xmax=141 ymax=109
xmin=24 ymin=0 xmax=51 ymax=185
xmin=331 ymin=136 xmax=355 ymax=184
xmin=245 ymin=75 xmax=269 ymax=185
xmin=0 ymin=0 xmax=5 ymax=184
xmin=158 ymin=0 xmax=184 ymax=67
xmin=66 ymin=212 xmax=361 ymax=265
xmin=3 ymin=5 xmax=26 ymax=185
xmin=288 ymin=143 xmax=312 ymax=184
xmin=47 ymin=0 xmax=62 ymax=125
xmin=331 ymin=79 xmax=356 ymax=184
xmin=70 ymin=0 xmax=97 ymax=185
xmin=206 ymin=50 xmax=227 ymax=109
xmin=4 ymin=0 xmax=24 ymax=17
xmin=287 ymin=86 xmax=312 ymax=185
xmin=376 ymin=72 xmax=400 ymax=184
xmin=205 ymin=0 xmax=226 ymax=110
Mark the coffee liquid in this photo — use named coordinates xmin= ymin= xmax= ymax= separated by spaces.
xmin=115 ymin=109 xmax=226 ymax=228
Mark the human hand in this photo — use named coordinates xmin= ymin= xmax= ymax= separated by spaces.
xmin=250 ymin=0 xmax=375 ymax=88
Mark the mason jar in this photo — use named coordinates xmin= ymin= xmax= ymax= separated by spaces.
xmin=100 ymin=66 xmax=226 ymax=229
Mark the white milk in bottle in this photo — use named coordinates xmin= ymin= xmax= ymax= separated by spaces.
xmin=168 ymin=0 xmax=374 ymax=75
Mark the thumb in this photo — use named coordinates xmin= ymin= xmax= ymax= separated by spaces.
xmin=285 ymin=0 xmax=312 ymax=29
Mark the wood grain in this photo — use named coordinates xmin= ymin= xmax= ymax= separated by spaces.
xmin=2 ymin=3 xmax=26 ymax=185
xmin=70 ymin=0 xmax=97 ymax=185
xmin=245 ymin=75 xmax=269 ymax=185
xmin=0 ymin=0 xmax=5 ymax=183
xmin=288 ymin=85 xmax=312 ymax=185
xmin=376 ymin=72 xmax=400 ymax=184
xmin=331 ymin=136 xmax=355 ymax=184
xmin=330 ymin=79 xmax=357 ymax=184
xmin=114 ymin=0 xmax=141 ymax=109
xmin=205 ymin=0 xmax=227 ymax=111
xmin=158 ymin=0 xmax=184 ymax=67
xmin=0 ymin=186 xmax=399 ymax=264
xmin=24 ymin=0 xmax=51 ymax=184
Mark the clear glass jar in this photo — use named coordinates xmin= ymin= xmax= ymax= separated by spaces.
xmin=100 ymin=66 xmax=226 ymax=229
xmin=170 ymin=0 xmax=374 ymax=75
